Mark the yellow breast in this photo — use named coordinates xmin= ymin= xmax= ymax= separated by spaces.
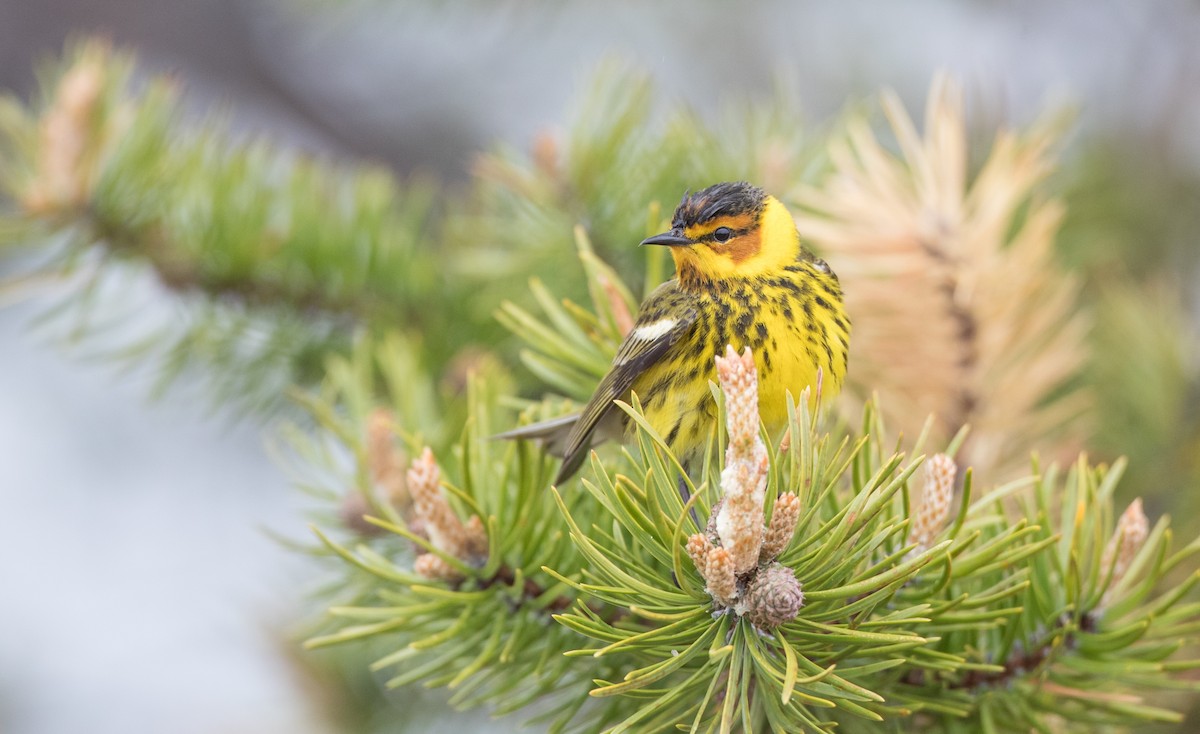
xmin=629 ymin=261 xmax=849 ymax=459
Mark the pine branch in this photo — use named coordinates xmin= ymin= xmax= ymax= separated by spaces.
xmin=792 ymin=76 xmax=1090 ymax=484
xmin=0 ymin=40 xmax=463 ymax=412
xmin=292 ymin=338 xmax=631 ymax=731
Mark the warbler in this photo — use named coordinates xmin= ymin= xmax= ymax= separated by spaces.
xmin=502 ymin=181 xmax=850 ymax=484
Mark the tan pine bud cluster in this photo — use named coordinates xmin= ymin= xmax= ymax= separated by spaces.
xmin=686 ymin=533 xmax=735 ymax=605
xmin=907 ymin=453 xmax=956 ymax=556
xmin=24 ymin=47 xmax=108 ymax=214
xmin=686 ymin=533 xmax=713 ymax=574
xmin=703 ymin=547 xmax=738 ymax=606
xmin=462 ymin=515 xmax=490 ymax=560
xmin=687 ymin=348 xmax=807 ymax=625
xmin=741 ymin=563 xmax=804 ymax=629
xmin=761 ymin=492 xmax=801 ymax=563
xmin=407 ymin=447 xmax=489 ymax=580
xmin=366 ymin=408 xmax=410 ymax=510
xmin=714 ymin=346 xmax=768 ymax=574
xmin=1100 ymin=498 xmax=1150 ymax=609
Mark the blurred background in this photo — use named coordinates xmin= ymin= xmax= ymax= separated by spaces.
xmin=1 ymin=0 xmax=1198 ymax=732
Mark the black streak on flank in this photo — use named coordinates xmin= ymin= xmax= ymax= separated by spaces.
xmin=736 ymin=310 xmax=754 ymax=336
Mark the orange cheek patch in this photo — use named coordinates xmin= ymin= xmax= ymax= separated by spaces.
xmin=726 ymin=229 xmax=762 ymax=263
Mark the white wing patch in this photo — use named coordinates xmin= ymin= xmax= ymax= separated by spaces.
xmin=632 ymin=318 xmax=678 ymax=341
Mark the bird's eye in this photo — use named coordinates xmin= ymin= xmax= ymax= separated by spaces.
xmin=712 ymin=227 xmax=733 ymax=243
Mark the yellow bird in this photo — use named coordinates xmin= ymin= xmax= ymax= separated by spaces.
xmin=501 ymin=181 xmax=850 ymax=485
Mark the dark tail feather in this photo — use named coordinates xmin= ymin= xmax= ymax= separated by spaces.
xmin=493 ymin=413 xmax=594 ymax=486
xmin=492 ymin=413 xmax=580 ymax=458
xmin=553 ymin=446 xmax=592 ymax=487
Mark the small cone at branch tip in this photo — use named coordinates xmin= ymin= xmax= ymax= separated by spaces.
xmin=366 ymin=408 xmax=410 ymax=509
xmin=24 ymin=50 xmax=107 ymax=213
xmin=366 ymin=408 xmax=395 ymax=479
xmin=714 ymin=345 xmax=768 ymax=574
xmin=414 ymin=553 xmax=464 ymax=582
xmin=907 ymin=453 xmax=957 ymax=556
xmin=715 ymin=345 xmax=760 ymax=452
xmin=1100 ymin=498 xmax=1150 ymax=608
xmin=741 ymin=563 xmax=804 ymax=629
xmin=686 ymin=533 xmax=714 ymax=576
xmin=704 ymin=547 xmax=738 ymax=607
xmin=406 ymin=447 xmax=486 ymax=564
xmin=761 ymin=492 xmax=802 ymax=563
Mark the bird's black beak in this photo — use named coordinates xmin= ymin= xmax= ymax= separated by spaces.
xmin=640 ymin=231 xmax=692 ymax=247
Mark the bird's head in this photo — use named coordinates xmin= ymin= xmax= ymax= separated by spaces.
xmin=641 ymin=181 xmax=801 ymax=283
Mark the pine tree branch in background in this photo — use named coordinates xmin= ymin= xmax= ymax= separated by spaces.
xmin=0 ymin=40 xmax=457 ymax=412
xmin=3 ymin=41 xmax=444 ymax=324
xmin=793 ymin=76 xmax=1089 ymax=483
xmin=451 ymin=58 xmax=821 ymax=307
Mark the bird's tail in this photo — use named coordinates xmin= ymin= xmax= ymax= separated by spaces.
xmin=492 ymin=413 xmax=580 ymax=458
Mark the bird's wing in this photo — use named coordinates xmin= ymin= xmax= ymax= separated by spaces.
xmin=556 ymin=281 xmax=697 ymax=483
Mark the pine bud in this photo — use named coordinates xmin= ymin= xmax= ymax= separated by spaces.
xmin=714 ymin=346 xmax=767 ymax=574
xmin=464 ymin=514 xmax=489 ymax=562
xmin=742 ymin=563 xmax=804 ymax=629
xmin=761 ymin=492 xmax=801 ymax=562
xmin=366 ymin=408 xmax=410 ymax=510
xmin=407 ymin=447 xmax=486 ymax=566
xmin=907 ymin=453 xmax=956 ymax=557
xmin=1100 ymin=498 xmax=1149 ymax=608
xmin=686 ymin=533 xmax=714 ymax=576
xmin=24 ymin=46 xmax=106 ymax=213
xmin=704 ymin=547 xmax=738 ymax=607
xmin=414 ymin=553 xmax=463 ymax=582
